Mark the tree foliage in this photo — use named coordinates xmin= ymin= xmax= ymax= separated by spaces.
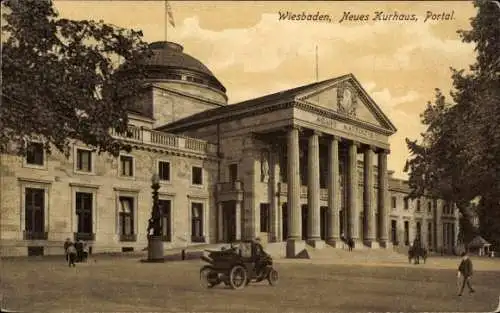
xmin=404 ymin=0 xmax=500 ymax=248
xmin=1 ymin=0 xmax=152 ymax=157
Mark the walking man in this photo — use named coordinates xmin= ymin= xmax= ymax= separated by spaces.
xmin=457 ymin=251 xmax=475 ymax=296
xmin=67 ymin=243 xmax=77 ymax=267
xmin=63 ymin=238 xmax=72 ymax=261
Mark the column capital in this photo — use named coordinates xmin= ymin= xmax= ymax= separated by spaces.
xmin=287 ymin=125 xmax=302 ymax=132
xmin=330 ymin=135 xmax=341 ymax=142
xmin=363 ymin=144 xmax=377 ymax=153
xmin=311 ymin=129 xmax=322 ymax=137
xmin=377 ymin=148 xmax=391 ymax=155
xmin=349 ymin=140 xmax=361 ymax=149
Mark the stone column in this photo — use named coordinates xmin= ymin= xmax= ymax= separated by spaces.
xmin=235 ymin=201 xmax=241 ymax=241
xmin=269 ymin=146 xmax=280 ymax=242
xmin=307 ymin=130 xmax=323 ymax=248
xmin=326 ymin=136 xmax=341 ymax=247
xmin=347 ymin=140 xmax=360 ymax=247
xmin=363 ymin=145 xmax=377 ymax=248
xmin=286 ymin=126 xmax=305 ymax=258
xmin=217 ymin=202 xmax=223 ymax=242
xmin=378 ymin=149 xmax=390 ymax=248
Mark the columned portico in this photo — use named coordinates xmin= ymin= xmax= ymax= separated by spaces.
xmin=286 ymin=125 xmax=306 ymax=257
xmin=307 ymin=130 xmax=323 ymax=248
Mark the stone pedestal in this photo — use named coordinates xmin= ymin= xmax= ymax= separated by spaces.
xmin=364 ymin=240 xmax=380 ymax=249
xmin=147 ymin=235 xmax=164 ymax=261
xmin=352 ymin=239 xmax=364 ymax=249
xmin=326 ymin=239 xmax=341 ymax=248
xmin=286 ymin=239 xmax=306 ymax=258
xmin=307 ymin=239 xmax=325 ymax=249
xmin=379 ymin=240 xmax=392 ymax=249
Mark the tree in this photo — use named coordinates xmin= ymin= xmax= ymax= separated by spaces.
xmin=1 ymin=0 xmax=152 ymax=157
xmin=404 ymin=0 xmax=500 ymax=249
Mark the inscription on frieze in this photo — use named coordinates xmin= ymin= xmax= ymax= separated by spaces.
xmin=315 ymin=115 xmax=379 ymax=141
xmin=316 ymin=116 xmax=337 ymax=128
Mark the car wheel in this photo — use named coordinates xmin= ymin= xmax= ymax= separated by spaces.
xmin=229 ymin=265 xmax=248 ymax=290
xmin=200 ymin=266 xmax=218 ymax=288
xmin=267 ymin=268 xmax=278 ymax=286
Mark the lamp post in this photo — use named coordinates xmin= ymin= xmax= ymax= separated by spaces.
xmin=147 ymin=173 xmax=164 ymax=261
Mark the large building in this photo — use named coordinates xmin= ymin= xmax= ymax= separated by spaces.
xmin=0 ymin=41 xmax=459 ymax=257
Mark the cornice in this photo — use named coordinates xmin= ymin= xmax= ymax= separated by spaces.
xmin=163 ymin=98 xmax=395 ymax=138
xmin=165 ymin=100 xmax=295 ymax=133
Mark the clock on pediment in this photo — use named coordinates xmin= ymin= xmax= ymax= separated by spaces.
xmin=337 ymin=84 xmax=358 ymax=117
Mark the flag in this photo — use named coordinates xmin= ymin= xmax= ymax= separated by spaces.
xmin=166 ymin=1 xmax=175 ymax=27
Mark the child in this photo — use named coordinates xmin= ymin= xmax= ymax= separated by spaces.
xmin=67 ymin=243 xmax=77 ymax=267
xmin=457 ymin=251 xmax=475 ymax=296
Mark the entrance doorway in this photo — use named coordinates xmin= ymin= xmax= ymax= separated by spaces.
xmin=222 ymin=201 xmax=236 ymax=243
xmin=339 ymin=209 xmax=345 ymax=238
xmin=320 ymin=207 xmax=328 ymax=240
xmin=301 ymin=205 xmax=308 ymax=240
xmin=282 ymin=203 xmax=288 ymax=241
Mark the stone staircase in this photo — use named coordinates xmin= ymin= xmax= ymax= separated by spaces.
xmin=264 ymin=242 xmax=409 ymax=263
xmin=159 ymin=242 xmax=409 ymax=264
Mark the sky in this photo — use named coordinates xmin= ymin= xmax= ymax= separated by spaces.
xmin=54 ymin=0 xmax=478 ymax=179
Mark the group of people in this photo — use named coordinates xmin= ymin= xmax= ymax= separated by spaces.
xmin=64 ymin=238 xmax=89 ymax=267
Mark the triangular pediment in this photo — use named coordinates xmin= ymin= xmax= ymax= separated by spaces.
xmin=296 ymin=74 xmax=397 ymax=133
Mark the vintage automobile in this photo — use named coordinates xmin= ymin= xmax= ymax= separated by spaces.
xmin=199 ymin=240 xmax=279 ymax=290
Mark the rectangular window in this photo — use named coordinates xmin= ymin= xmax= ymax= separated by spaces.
xmin=391 ymin=220 xmax=397 ymax=244
xmin=158 ymin=161 xmax=171 ymax=181
xmin=25 ymin=188 xmax=45 ymax=233
xmin=26 ymin=142 xmax=44 ymax=166
xmin=404 ymin=221 xmax=409 ymax=245
xmin=427 ymin=201 xmax=432 ymax=213
xmin=391 ymin=196 xmax=397 ymax=209
xmin=76 ymin=192 xmax=93 ymax=234
xmin=120 ymin=156 xmax=134 ymax=177
xmin=192 ymin=166 xmax=203 ymax=185
xmin=416 ymin=199 xmax=421 ymax=212
xmin=159 ymin=199 xmax=172 ymax=242
xmin=119 ymin=196 xmax=134 ymax=236
xmin=229 ymin=164 xmax=238 ymax=182
xmin=404 ymin=198 xmax=409 ymax=210
xmin=416 ymin=221 xmax=422 ymax=242
xmin=260 ymin=203 xmax=270 ymax=233
xmin=76 ymin=149 xmax=92 ymax=172
xmin=191 ymin=202 xmax=204 ymax=241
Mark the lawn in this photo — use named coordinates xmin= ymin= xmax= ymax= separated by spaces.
xmin=1 ymin=255 xmax=499 ymax=313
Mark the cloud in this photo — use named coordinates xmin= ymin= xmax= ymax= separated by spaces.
xmin=172 ymin=14 xmax=474 ymax=76
xmin=363 ymin=85 xmax=426 ymax=179
xmin=173 ymin=14 xmax=398 ymax=73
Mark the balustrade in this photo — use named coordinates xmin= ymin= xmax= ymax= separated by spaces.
xmin=110 ymin=125 xmax=217 ymax=156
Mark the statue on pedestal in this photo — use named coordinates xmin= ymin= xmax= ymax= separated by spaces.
xmin=261 ymin=150 xmax=269 ymax=183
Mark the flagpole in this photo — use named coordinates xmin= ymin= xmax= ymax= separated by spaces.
xmin=315 ymin=45 xmax=319 ymax=82
xmin=165 ymin=0 xmax=168 ymax=42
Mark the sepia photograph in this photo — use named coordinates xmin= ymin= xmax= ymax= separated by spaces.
xmin=1 ymin=0 xmax=500 ymax=312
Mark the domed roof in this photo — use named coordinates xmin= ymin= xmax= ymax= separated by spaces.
xmin=141 ymin=41 xmax=225 ymax=92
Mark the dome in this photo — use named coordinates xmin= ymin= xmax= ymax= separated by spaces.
xmin=141 ymin=41 xmax=226 ymax=93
